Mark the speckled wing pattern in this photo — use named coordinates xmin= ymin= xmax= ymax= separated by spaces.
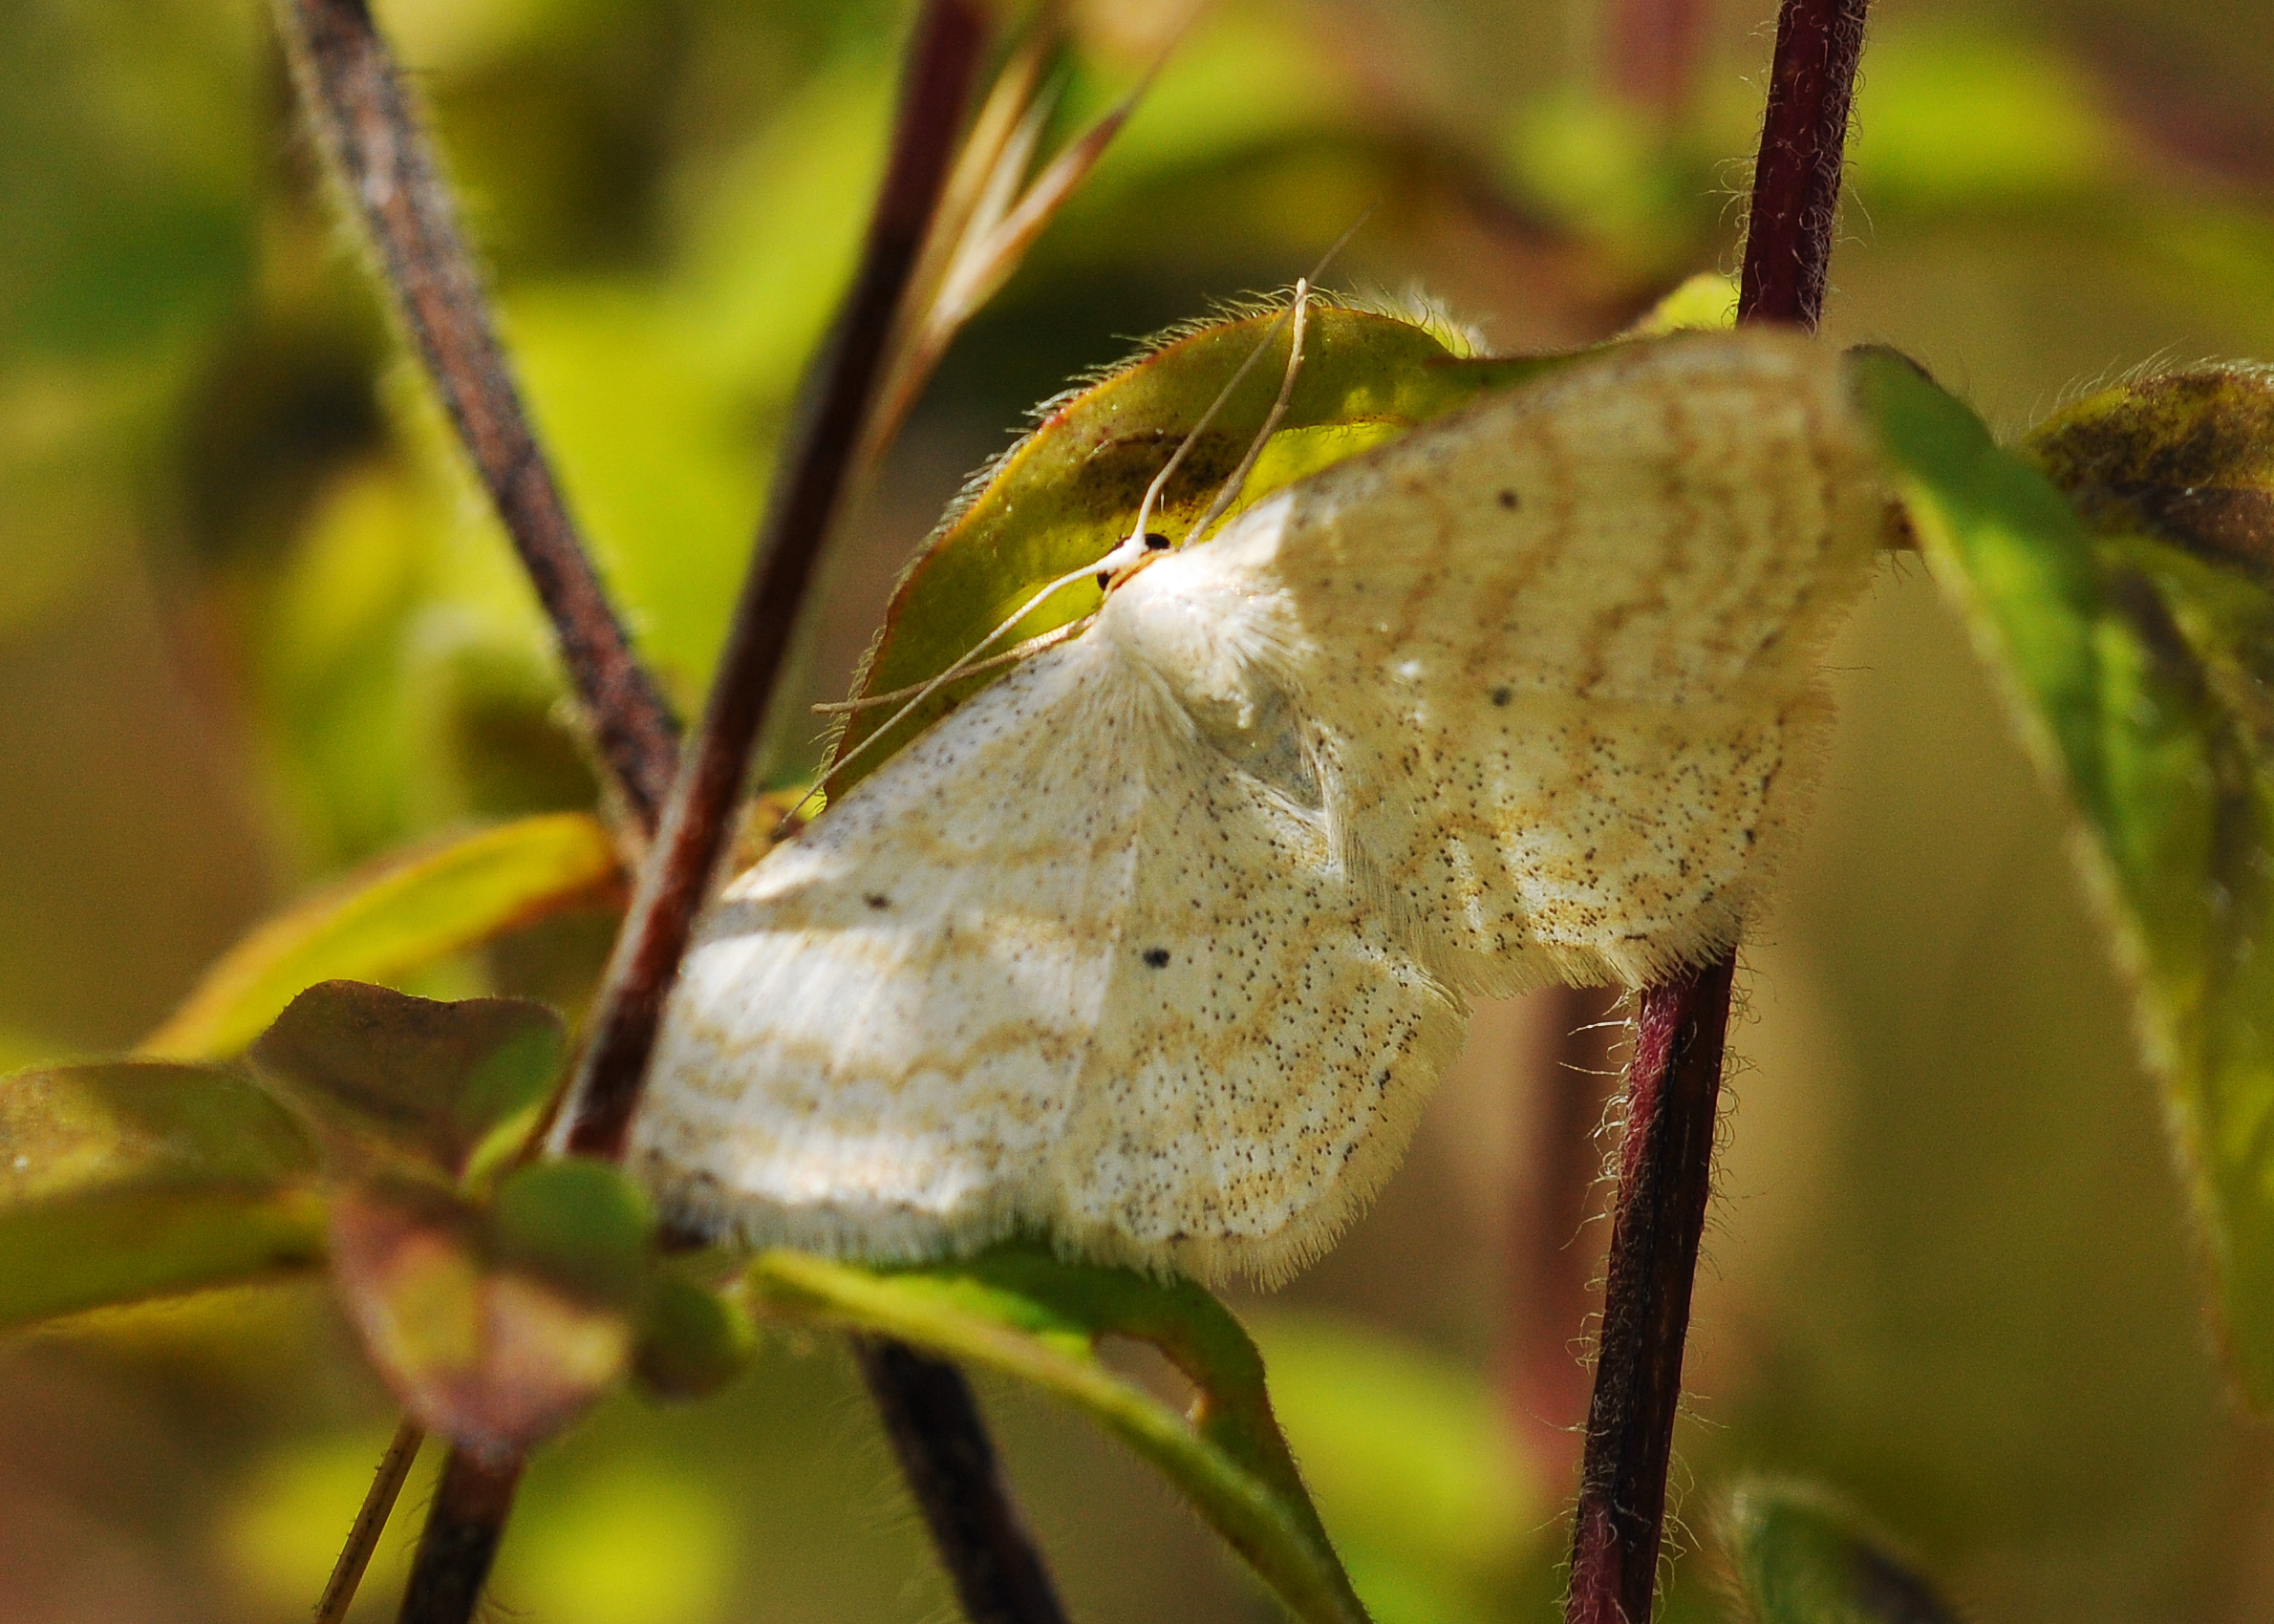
xmin=631 ymin=331 xmax=1884 ymax=1283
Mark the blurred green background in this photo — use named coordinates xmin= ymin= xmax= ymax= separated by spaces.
xmin=7 ymin=0 xmax=2274 ymax=1619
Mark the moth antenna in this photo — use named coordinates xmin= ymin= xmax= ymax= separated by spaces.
xmin=1138 ymin=205 xmax=1365 ymax=552
xmin=794 ymin=219 xmax=1373 ymax=834
xmin=811 ymin=617 xmax=1091 ymax=714
xmin=1120 ymin=305 xmax=1297 ymax=556
xmin=1184 ymin=278 xmax=1311 ymax=547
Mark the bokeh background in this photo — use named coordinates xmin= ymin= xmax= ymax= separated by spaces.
xmin=7 ymin=0 xmax=2274 ymax=1619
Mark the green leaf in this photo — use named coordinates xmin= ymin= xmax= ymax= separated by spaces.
xmin=141 ymin=812 xmax=621 ymax=1061
xmin=1856 ymin=351 xmax=2274 ymax=1405
xmin=248 ymin=982 xmax=567 ymax=1190
xmin=745 ymin=1244 xmax=1369 ymax=1624
xmin=0 ymin=1060 xmax=326 ymax=1326
xmin=1719 ymin=1480 xmax=1959 ymax=1624
xmin=328 ymin=1161 xmax=655 ymax=1458
xmin=830 ymin=305 xmax=1523 ymax=785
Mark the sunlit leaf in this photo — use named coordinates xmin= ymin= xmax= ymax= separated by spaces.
xmin=1719 ymin=1480 xmax=1959 ymax=1624
xmin=1857 ymin=352 xmax=2274 ymax=1405
xmin=248 ymin=982 xmax=566 ymax=1190
xmin=1624 ymin=270 xmax=1739 ymax=335
xmin=832 ymin=305 xmax=1553 ymax=785
xmin=142 ymin=813 xmax=621 ymax=1061
xmin=0 ymin=1060 xmax=325 ymax=1326
xmin=329 ymin=1161 xmax=654 ymax=1459
xmin=746 ymin=1244 xmax=1369 ymax=1624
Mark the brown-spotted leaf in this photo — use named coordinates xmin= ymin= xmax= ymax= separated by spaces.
xmin=330 ymin=1160 xmax=654 ymax=1458
xmin=2025 ymin=367 xmax=2274 ymax=588
xmin=0 ymin=1060 xmax=326 ymax=1326
xmin=249 ymin=982 xmax=566 ymax=1190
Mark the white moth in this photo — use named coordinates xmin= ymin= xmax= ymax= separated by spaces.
xmin=630 ymin=329 xmax=1885 ymax=1285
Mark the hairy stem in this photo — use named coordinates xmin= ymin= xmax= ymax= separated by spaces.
xmin=855 ymin=1338 xmax=1072 ymax=1624
xmin=1738 ymin=0 xmax=1871 ymax=330
xmin=397 ymin=1449 xmax=523 ymax=1624
xmin=273 ymin=3 xmax=1070 ymax=1620
xmin=531 ymin=4 xmax=1067 ymax=1618
xmin=314 ymin=1420 xmax=423 ymax=1624
xmin=555 ymin=0 xmax=985 ymax=1164
xmin=1564 ymin=3 xmax=1868 ymax=1618
xmin=1564 ymin=954 xmax=1735 ymax=1624
xmin=270 ymin=0 xmax=681 ymax=823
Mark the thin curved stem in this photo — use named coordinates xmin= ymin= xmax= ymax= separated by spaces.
xmin=855 ymin=1338 xmax=1071 ymax=1624
xmin=314 ymin=1420 xmax=423 ymax=1624
xmin=270 ymin=0 xmax=681 ymax=824
xmin=274 ymin=4 xmax=1071 ymax=1621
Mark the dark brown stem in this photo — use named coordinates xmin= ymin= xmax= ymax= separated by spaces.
xmin=270 ymin=0 xmax=681 ymax=823
xmin=854 ymin=1339 xmax=1072 ymax=1624
xmin=274 ymin=3 xmax=1068 ymax=1621
xmin=528 ymin=6 xmax=1065 ymax=1620
xmin=1737 ymin=0 xmax=1870 ymax=330
xmin=1564 ymin=6 xmax=1867 ymax=1618
xmin=557 ymin=0 xmax=986 ymax=1164
xmin=1564 ymin=953 xmax=1734 ymax=1624
xmin=397 ymin=1449 xmax=523 ymax=1624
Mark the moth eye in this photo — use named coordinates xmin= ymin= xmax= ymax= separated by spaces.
xmin=1144 ymin=531 xmax=1171 ymax=551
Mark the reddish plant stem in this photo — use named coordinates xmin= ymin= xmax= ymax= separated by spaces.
xmin=1737 ymin=0 xmax=1870 ymax=330
xmin=537 ymin=4 xmax=1069 ymax=1620
xmin=270 ymin=0 xmax=681 ymax=824
xmin=556 ymin=0 xmax=979 ymax=1156
xmin=1564 ymin=4 xmax=1867 ymax=1619
xmin=1563 ymin=954 xmax=1735 ymax=1624
xmin=397 ymin=1450 xmax=523 ymax=1624
xmin=1604 ymin=0 xmax=1705 ymax=119
xmin=275 ymin=4 xmax=1070 ymax=1621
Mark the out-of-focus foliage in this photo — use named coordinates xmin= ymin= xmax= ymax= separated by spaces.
xmin=142 ymin=813 xmax=620 ymax=1061
xmin=1717 ymin=1480 xmax=1960 ymax=1624
xmin=0 ymin=1061 xmax=325 ymax=1326
xmin=1867 ymin=354 xmax=2274 ymax=1407
xmin=11 ymin=1 xmax=2274 ymax=1622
